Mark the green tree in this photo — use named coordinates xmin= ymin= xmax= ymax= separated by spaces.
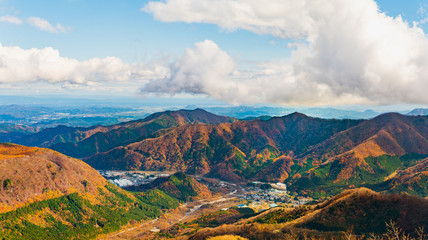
xmin=3 ymin=179 xmax=11 ymax=190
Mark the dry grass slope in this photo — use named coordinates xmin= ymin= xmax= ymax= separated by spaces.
xmin=0 ymin=143 xmax=106 ymax=212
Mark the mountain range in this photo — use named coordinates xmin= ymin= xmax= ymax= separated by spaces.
xmin=6 ymin=108 xmax=428 ymax=197
xmin=2 ymin=107 xmax=428 ymax=239
xmin=204 ymin=105 xmax=382 ymax=119
xmin=1 ymin=143 xmax=426 ymax=239
xmin=14 ymin=108 xmax=233 ymax=158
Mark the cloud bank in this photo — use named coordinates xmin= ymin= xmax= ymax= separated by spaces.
xmin=143 ymin=0 xmax=428 ymax=105
xmin=0 ymin=43 xmax=168 ymax=86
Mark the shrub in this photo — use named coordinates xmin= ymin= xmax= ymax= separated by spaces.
xmin=3 ymin=178 xmax=11 ymax=190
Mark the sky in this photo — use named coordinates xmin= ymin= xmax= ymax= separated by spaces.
xmin=1 ymin=0 xmax=428 ymax=108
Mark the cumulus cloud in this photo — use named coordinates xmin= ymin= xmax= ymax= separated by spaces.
xmin=142 ymin=41 xmax=345 ymax=105
xmin=0 ymin=43 xmax=168 ymax=85
xmin=142 ymin=40 xmax=237 ymax=99
xmin=27 ymin=17 xmax=67 ymax=33
xmin=143 ymin=0 xmax=428 ymax=105
xmin=0 ymin=15 xmax=22 ymax=24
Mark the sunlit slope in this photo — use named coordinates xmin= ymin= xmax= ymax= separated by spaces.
xmin=0 ymin=143 xmax=181 ymax=239
xmin=87 ymin=113 xmax=359 ymax=182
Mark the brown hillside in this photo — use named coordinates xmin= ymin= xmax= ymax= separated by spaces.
xmin=87 ymin=123 xmax=219 ymax=172
xmin=305 ymin=113 xmax=428 ymax=181
xmin=252 ymin=156 xmax=294 ymax=182
xmin=86 ymin=113 xmax=360 ymax=181
xmin=0 ymin=143 xmax=106 ymax=213
xmin=14 ymin=108 xmax=234 ymax=159
xmin=142 ymin=108 xmax=235 ymax=125
xmin=307 ymin=113 xmax=428 ymax=160
xmin=392 ymin=157 xmax=428 ymax=183
xmin=293 ymin=188 xmax=428 ymax=234
xmin=188 ymin=189 xmax=428 ymax=240
xmin=381 ymin=157 xmax=428 ymax=195
xmin=10 ymin=110 xmax=428 ymax=197
xmin=0 ymin=143 xmax=182 ymax=239
xmin=125 ymin=172 xmax=212 ymax=201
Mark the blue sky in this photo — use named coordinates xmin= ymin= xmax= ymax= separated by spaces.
xmin=1 ymin=0 xmax=424 ymax=62
xmin=1 ymin=0 xmax=428 ymax=108
xmin=0 ymin=0 xmax=293 ymax=61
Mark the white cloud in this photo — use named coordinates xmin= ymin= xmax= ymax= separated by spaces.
xmin=0 ymin=15 xmax=22 ymax=24
xmin=143 ymin=0 xmax=314 ymax=39
xmin=27 ymin=17 xmax=67 ymax=33
xmin=143 ymin=0 xmax=428 ymax=105
xmin=142 ymin=40 xmax=236 ymax=98
xmin=0 ymin=43 xmax=169 ymax=86
xmin=0 ymin=15 xmax=70 ymax=33
xmin=142 ymin=41 xmax=352 ymax=105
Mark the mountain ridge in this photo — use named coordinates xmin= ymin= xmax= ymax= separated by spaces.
xmin=298 ymin=113 xmax=428 ymax=183
xmin=86 ymin=112 xmax=362 ymax=181
xmin=6 ymin=109 xmax=428 ymax=198
xmin=84 ymin=111 xmax=428 ymax=197
xmin=13 ymin=108 xmax=234 ymax=159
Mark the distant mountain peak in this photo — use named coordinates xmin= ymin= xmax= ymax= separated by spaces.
xmin=285 ymin=112 xmax=309 ymax=119
xmin=369 ymin=112 xmax=414 ymax=125
xmin=408 ymin=108 xmax=428 ymax=116
xmin=373 ymin=112 xmax=405 ymax=119
xmin=176 ymin=108 xmax=210 ymax=114
xmin=184 ymin=104 xmax=199 ymax=110
xmin=145 ymin=108 xmax=230 ymax=121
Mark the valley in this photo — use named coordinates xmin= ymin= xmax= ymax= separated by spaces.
xmin=99 ymin=172 xmax=303 ymax=240
xmin=1 ymin=108 xmax=428 ymax=239
xmin=103 ymin=169 xmax=307 ymax=211
xmin=4 ymin=0 xmax=428 ymax=239
xmin=99 ymin=184 xmax=428 ymax=240
xmin=6 ymin=108 xmax=427 ymax=198
xmin=4 ymin=0 xmax=428 ymax=238
xmin=101 ymin=192 xmax=242 ymax=240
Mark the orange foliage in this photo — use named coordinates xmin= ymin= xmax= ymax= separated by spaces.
xmin=0 ymin=143 xmax=39 ymax=160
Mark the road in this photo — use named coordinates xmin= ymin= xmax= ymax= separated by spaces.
xmin=100 ymin=181 xmax=243 ymax=240
xmin=177 ymin=196 xmax=237 ymax=222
